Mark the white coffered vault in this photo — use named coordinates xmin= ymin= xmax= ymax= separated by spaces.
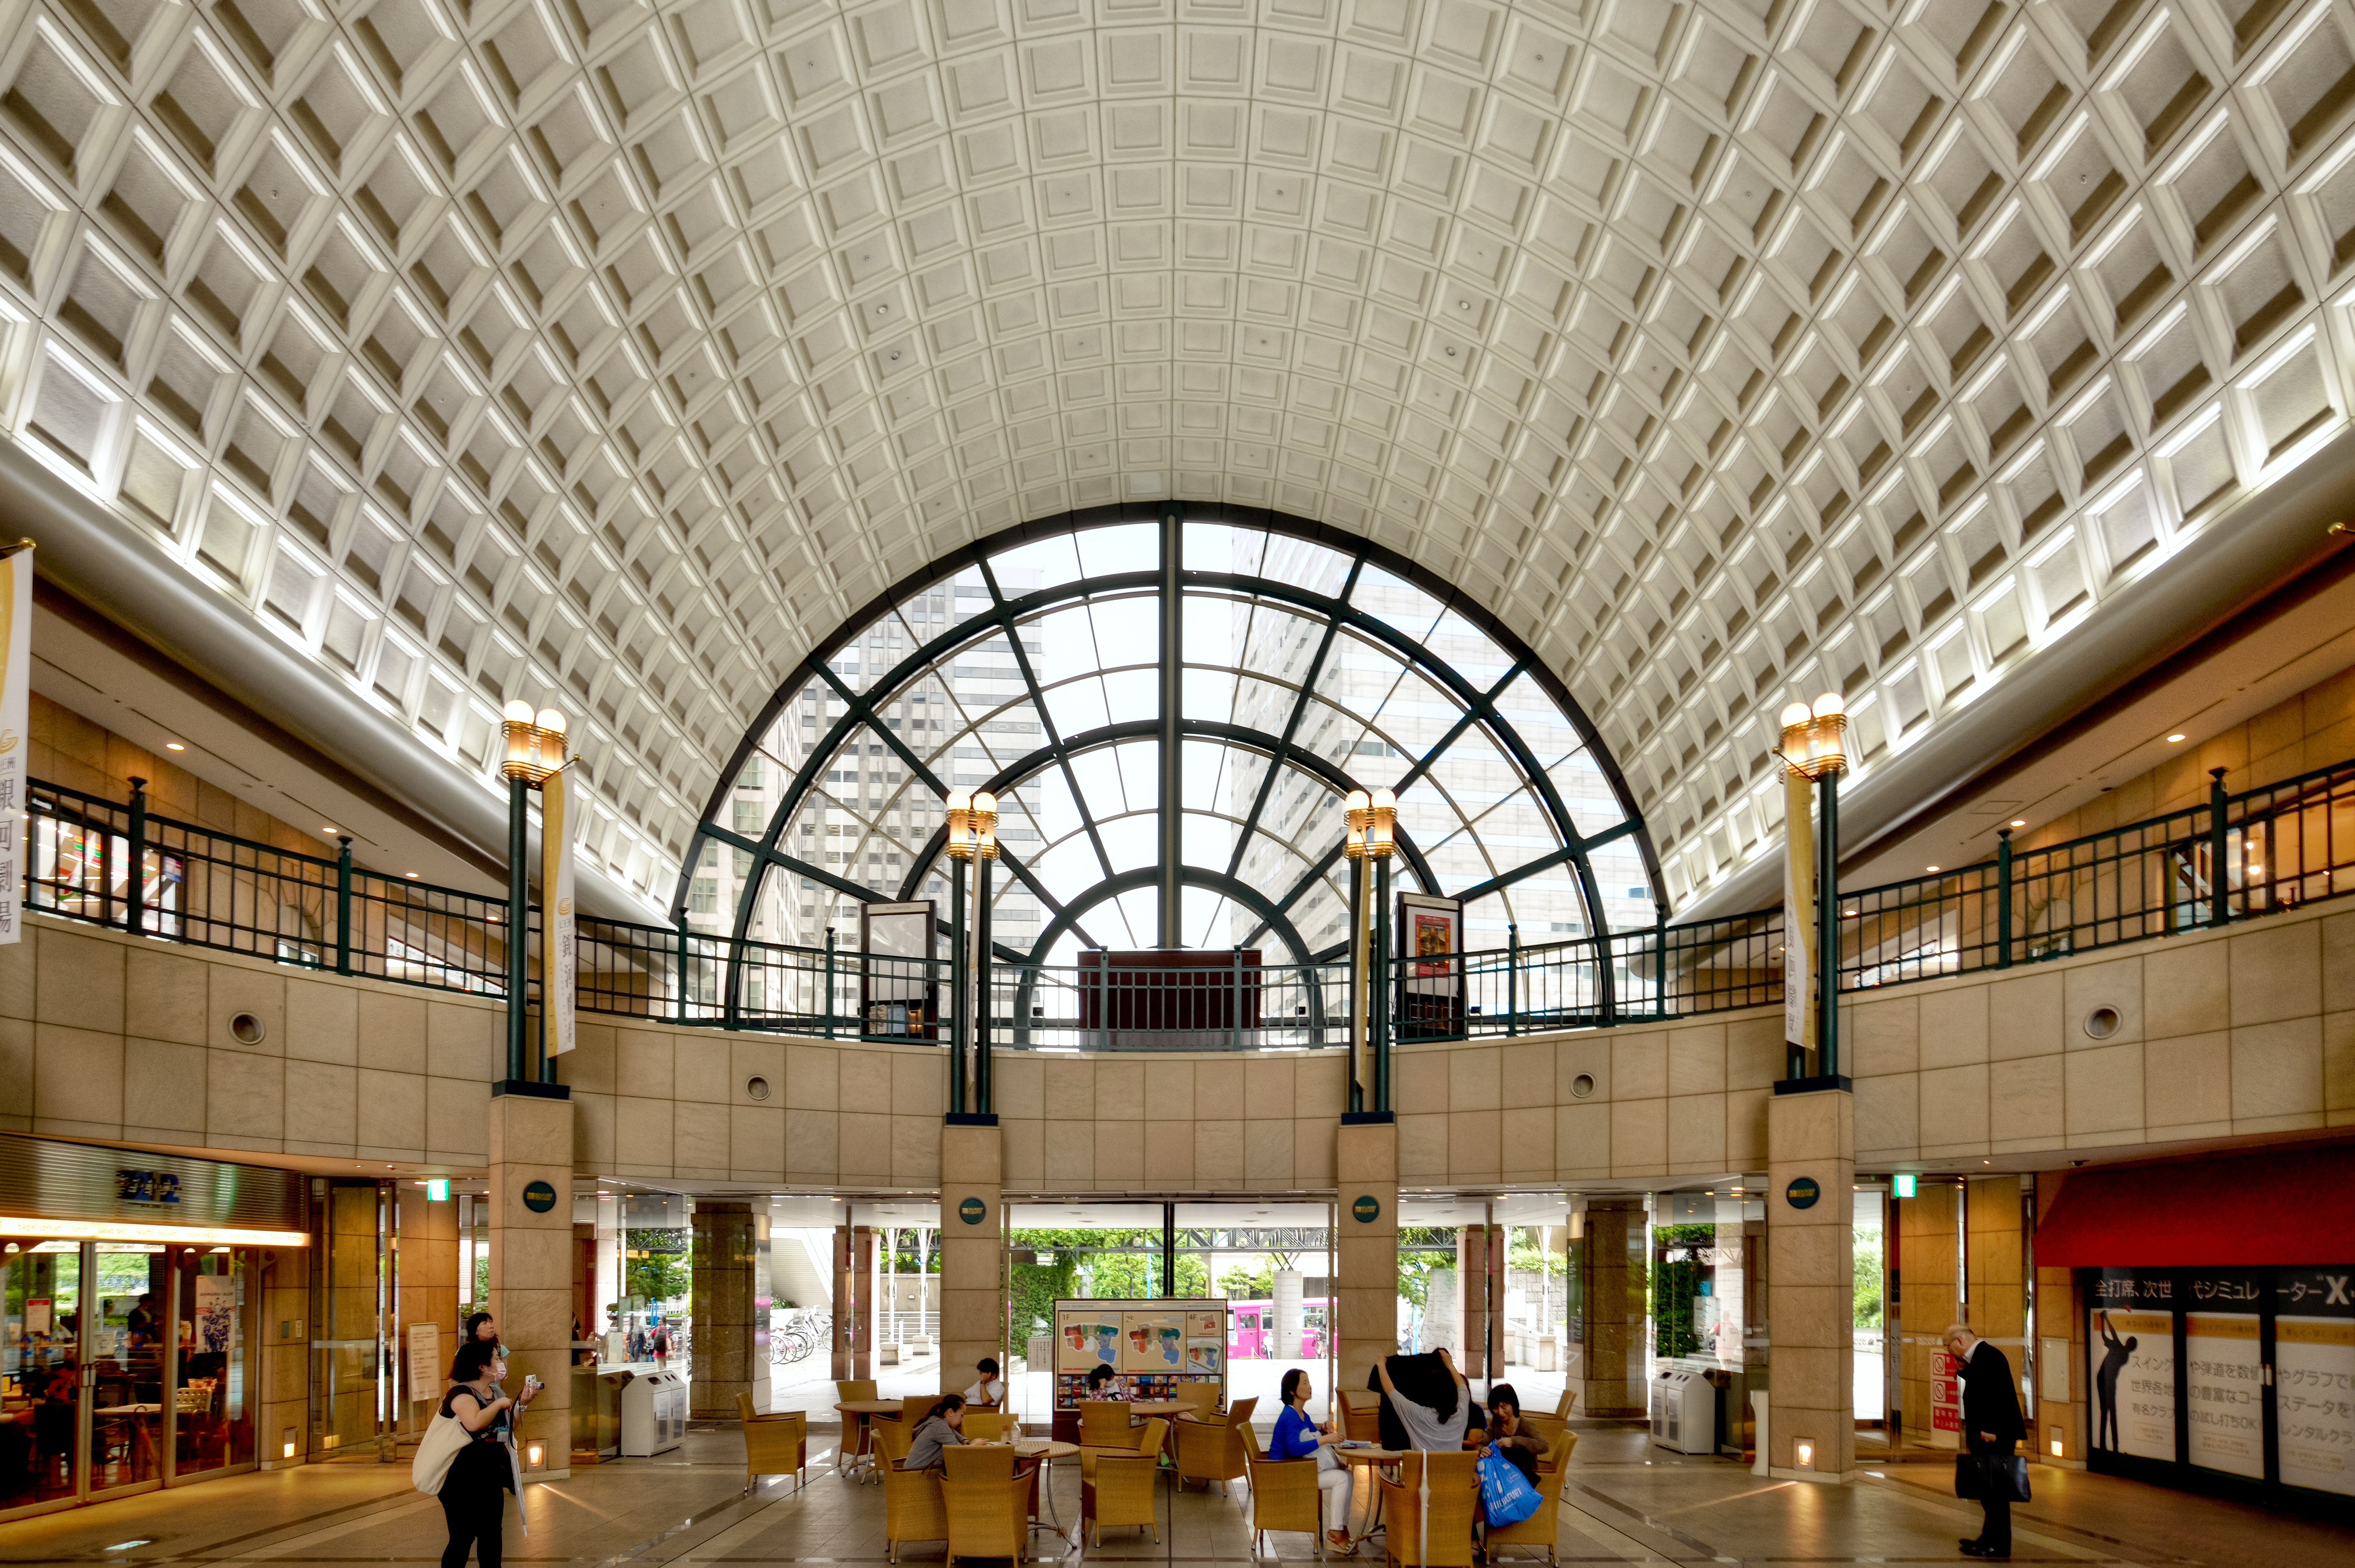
xmin=4 ymin=0 xmax=2355 ymax=907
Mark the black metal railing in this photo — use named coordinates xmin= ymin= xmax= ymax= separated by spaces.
xmin=24 ymin=754 xmax=2355 ymax=1046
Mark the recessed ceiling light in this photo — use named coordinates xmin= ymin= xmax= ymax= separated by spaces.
xmin=1926 ymin=864 xmax=1941 ymax=872
xmin=165 ymin=742 xmax=186 ymax=751
xmin=2166 ymin=733 xmax=2186 ymax=743
xmin=406 ymin=872 xmax=420 ymax=879
xmin=323 ymin=826 xmax=340 ymax=835
xmin=2010 ymin=819 xmax=2027 ymax=828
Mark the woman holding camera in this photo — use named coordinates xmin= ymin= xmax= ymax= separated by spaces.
xmin=438 ymin=1339 xmax=539 ymax=1568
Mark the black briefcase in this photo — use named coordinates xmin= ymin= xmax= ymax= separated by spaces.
xmin=1955 ymin=1451 xmax=2031 ymax=1502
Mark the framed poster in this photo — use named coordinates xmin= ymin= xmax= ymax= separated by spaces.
xmin=1122 ymin=1310 xmax=1185 ymax=1372
xmin=2185 ymin=1270 xmax=2263 ymax=1478
xmin=860 ymin=900 xmax=938 ymax=1038
xmin=1394 ymin=892 xmax=1463 ymax=1041
xmin=2275 ymin=1267 xmax=2355 ymax=1497
xmin=1051 ymin=1298 xmax=1228 ymax=1417
xmin=2087 ymin=1267 xmax=2178 ymax=1465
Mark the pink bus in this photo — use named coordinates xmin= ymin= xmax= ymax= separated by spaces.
xmin=1228 ymin=1299 xmax=1330 ymax=1360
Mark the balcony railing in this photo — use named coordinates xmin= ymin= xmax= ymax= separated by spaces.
xmin=22 ymin=754 xmax=2355 ymax=1048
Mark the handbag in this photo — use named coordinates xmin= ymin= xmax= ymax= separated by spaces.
xmin=412 ymin=1412 xmax=469 ymax=1495
xmin=1954 ymin=1448 xmax=2031 ymax=1504
xmin=1476 ymin=1450 xmax=1543 ymax=1527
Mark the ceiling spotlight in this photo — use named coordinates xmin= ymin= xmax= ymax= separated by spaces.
xmin=2010 ymin=819 xmax=2027 ymax=828
xmin=323 ymin=826 xmax=340 ymax=836
xmin=1926 ymin=864 xmax=1941 ymax=872
xmin=406 ymin=872 xmax=421 ymax=879
xmin=165 ymin=741 xmax=186 ymax=751
xmin=2166 ymin=733 xmax=2186 ymax=743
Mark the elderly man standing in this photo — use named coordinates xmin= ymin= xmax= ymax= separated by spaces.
xmin=1945 ymin=1324 xmax=2025 ymax=1559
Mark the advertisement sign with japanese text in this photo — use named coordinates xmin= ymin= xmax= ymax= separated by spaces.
xmin=2275 ymin=1267 xmax=2355 ymax=1497
xmin=1929 ymin=1349 xmax=1962 ymax=1446
xmin=2184 ymin=1271 xmax=2263 ymax=1477
xmin=2088 ymin=1308 xmax=2177 ymax=1463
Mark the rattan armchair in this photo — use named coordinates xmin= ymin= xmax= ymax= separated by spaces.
xmin=837 ymin=1379 xmax=879 ymax=1402
xmin=1172 ymin=1381 xmax=1221 ymax=1421
xmin=1480 ymin=1433 xmax=1578 ymax=1565
xmin=1079 ymin=1399 xmax=1137 ymax=1447
xmin=1084 ymin=1437 xmax=1165 ymax=1545
xmin=872 ymin=1414 xmax=916 ymax=1469
xmin=1337 ymin=1389 xmax=1383 ymax=1443
xmin=1079 ymin=1411 xmax=1166 ymax=1480
xmin=1377 ymin=1451 xmax=1480 ymax=1568
xmin=942 ymin=1466 xmax=1030 ymax=1567
xmin=901 ymin=1394 xmax=942 ymax=1425
xmin=1242 ymin=1454 xmax=1325 ymax=1558
xmin=882 ymin=1460 xmax=949 ymax=1565
xmin=734 ymin=1395 xmax=807 ymax=1493
xmin=1552 ymin=1389 xmax=1577 ymax=1419
xmin=962 ymin=1410 xmax=1012 ymax=1443
xmin=1172 ymin=1396 xmax=1258 ymax=1494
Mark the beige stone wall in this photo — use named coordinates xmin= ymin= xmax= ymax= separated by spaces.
xmin=19 ymin=882 xmax=2355 ymax=1187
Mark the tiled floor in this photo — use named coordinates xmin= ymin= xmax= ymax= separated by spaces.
xmin=0 ymin=1427 xmax=2345 ymax=1567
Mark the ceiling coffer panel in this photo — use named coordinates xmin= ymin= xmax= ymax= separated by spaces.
xmin=0 ymin=0 xmax=2351 ymax=905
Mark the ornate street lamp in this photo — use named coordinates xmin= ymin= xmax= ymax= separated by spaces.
xmin=499 ymin=701 xmax=567 ymax=1084
xmin=945 ymin=788 xmax=999 ymax=1114
xmin=1777 ymin=693 xmax=1846 ymax=1083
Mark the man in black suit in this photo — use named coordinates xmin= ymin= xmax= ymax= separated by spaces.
xmin=1945 ymin=1324 xmax=2025 ymax=1559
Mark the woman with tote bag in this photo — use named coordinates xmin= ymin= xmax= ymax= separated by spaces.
xmin=416 ymin=1339 xmax=539 ymax=1568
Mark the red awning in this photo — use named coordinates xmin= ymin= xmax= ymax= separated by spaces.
xmin=2034 ymin=1143 xmax=2355 ymax=1267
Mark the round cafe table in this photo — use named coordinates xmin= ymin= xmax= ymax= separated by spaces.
xmin=1013 ymin=1437 xmax=1081 ymax=1530
xmin=1331 ymin=1444 xmax=1409 ymax=1548
xmin=833 ymin=1401 xmax=903 ymax=1482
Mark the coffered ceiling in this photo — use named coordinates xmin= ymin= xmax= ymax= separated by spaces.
xmin=5 ymin=0 xmax=2355 ymax=908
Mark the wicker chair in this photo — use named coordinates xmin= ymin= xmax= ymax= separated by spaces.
xmin=1172 ymin=1396 xmax=1257 ymax=1494
xmin=1378 ymin=1452 xmax=1480 ymax=1568
xmin=734 ymin=1394 xmax=807 ymax=1493
xmin=1079 ymin=1399 xmax=1137 ymax=1447
xmin=1172 ymin=1381 xmax=1221 ymax=1421
xmin=942 ymin=1467 xmax=1030 ymax=1567
xmin=962 ymin=1410 xmax=1012 ymax=1443
xmin=882 ymin=1460 xmax=949 ymax=1565
xmin=1519 ymin=1413 xmax=1568 ymax=1454
xmin=1552 ymin=1389 xmax=1577 ymax=1419
xmin=838 ymin=1379 xmax=880 ymax=1402
xmin=1243 ymin=1454 xmax=1325 ymax=1558
xmin=1480 ymin=1433 xmax=1578 ymax=1565
xmin=872 ymin=1414 xmax=916 ymax=1469
xmin=1084 ymin=1424 xmax=1166 ymax=1546
xmin=1337 ymin=1389 xmax=1383 ymax=1443
xmin=902 ymin=1393 xmax=942 ymax=1426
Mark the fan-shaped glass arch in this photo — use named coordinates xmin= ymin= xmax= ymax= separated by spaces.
xmin=685 ymin=509 xmax=1659 ymax=988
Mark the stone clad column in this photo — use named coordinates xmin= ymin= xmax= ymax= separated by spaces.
xmin=1273 ymin=1269 xmax=1305 ymax=1358
xmin=1575 ymin=1199 xmax=1647 ymax=1418
xmin=690 ymin=1201 xmax=769 ymax=1417
xmin=1766 ymin=1087 xmax=1855 ymax=1482
xmin=1334 ymin=1120 xmax=1398 ymax=1399
xmin=939 ymin=1122 xmax=1004 ymax=1392
xmin=832 ymin=1224 xmax=875 ymax=1381
xmin=488 ymin=1083 xmax=573 ymax=1481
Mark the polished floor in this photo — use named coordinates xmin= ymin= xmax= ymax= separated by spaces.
xmin=0 ymin=1427 xmax=2345 ymax=1567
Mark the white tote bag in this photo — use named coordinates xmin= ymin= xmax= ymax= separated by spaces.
xmin=413 ymin=1412 xmax=469 ymax=1495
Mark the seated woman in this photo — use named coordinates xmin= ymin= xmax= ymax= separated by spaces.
xmin=1268 ymin=1368 xmax=1354 ymax=1552
xmin=1479 ymin=1384 xmax=1546 ymax=1484
xmin=1084 ymin=1362 xmax=1119 ymax=1397
xmin=1375 ymin=1346 xmax=1472 ymax=1452
xmin=905 ymin=1394 xmax=968 ymax=1470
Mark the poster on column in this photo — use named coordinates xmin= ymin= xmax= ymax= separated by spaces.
xmin=2274 ymin=1266 xmax=2355 ymax=1497
xmin=0 ymin=542 xmax=30 ymax=946
xmin=2185 ymin=1270 xmax=2263 ymax=1478
xmin=2088 ymin=1268 xmax=2176 ymax=1464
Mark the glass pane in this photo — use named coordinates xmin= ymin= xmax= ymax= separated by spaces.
xmin=2 ymin=1240 xmax=81 ymax=1507
xmin=174 ymin=1249 xmax=252 ymax=1475
xmin=314 ymin=1183 xmax=381 ymax=1458
xmin=91 ymin=1244 xmax=167 ymax=1491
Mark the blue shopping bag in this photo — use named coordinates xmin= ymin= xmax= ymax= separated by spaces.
xmin=1477 ymin=1451 xmax=1543 ymax=1526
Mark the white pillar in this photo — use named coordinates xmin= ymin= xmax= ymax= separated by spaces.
xmin=1274 ymin=1269 xmax=1306 ymax=1359
xmin=595 ymin=1192 xmax=621 ymax=1359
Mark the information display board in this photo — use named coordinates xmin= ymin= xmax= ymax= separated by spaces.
xmin=2275 ymin=1266 xmax=2355 ymax=1498
xmin=1052 ymin=1298 xmax=1227 ymax=1411
xmin=2088 ymin=1268 xmax=2177 ymax=1465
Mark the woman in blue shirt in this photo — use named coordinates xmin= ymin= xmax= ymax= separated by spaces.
xmin=1267 ymin=1368 xmax=1354 ymax=1550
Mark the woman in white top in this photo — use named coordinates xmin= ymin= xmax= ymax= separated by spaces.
xmin=963 ymin=1356 xmax=1006 ymax=1406
xmin=1376 ymin=1346 xmax=1472 ymax=1452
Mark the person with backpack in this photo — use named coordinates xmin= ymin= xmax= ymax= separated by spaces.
xmin=417 ymin=1339 xmax=539 ymax=1568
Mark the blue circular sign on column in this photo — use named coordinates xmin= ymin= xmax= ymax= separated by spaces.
xmin=958 ymin=1196 xmax=988 ymax=1225
xmin=522 ymin=1179 xmax=558 ymax=1213
xmin=1785 ymin=1177 xmax=1822 ymax=1210
xmin=1351 ymin=1195 xmax=1381 ymax=1224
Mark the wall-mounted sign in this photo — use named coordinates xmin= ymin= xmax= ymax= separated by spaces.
xmin=0 ymin=1134 xmax=304 ymax=1234
xmin=1785 ymin=1177 xmax=1821 ymax=1210
xmin=1351 ymin=1194 xmax=1381 ymax=1224
xmin=958 ymin=1196 xmax=987 ymax=1225
xmin=116 ymin=1169 xmax=182 ymax=1206
xmin=522 ymin=1179 xmax=558 ymax=1214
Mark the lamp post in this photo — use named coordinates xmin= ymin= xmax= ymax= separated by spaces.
xmin=498 ymin=701 xmax=568 ymax=1085
xmin=1776 ymin=694 xmax=1847 ymax=1083
xmin=1345 ymin=785 xmax=1398 ymax=1115
xmin=944 ymin=787 xmax=999 ymax=1116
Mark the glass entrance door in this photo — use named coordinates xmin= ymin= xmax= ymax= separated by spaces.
xmin=1 ymin=1240 xmax=82 ymax=1511
xmin=86 ymin=1245 xmax=167 ymax=1495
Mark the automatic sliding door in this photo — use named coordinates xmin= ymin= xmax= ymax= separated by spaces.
xmin=0 ymin=1240 xmax=81 ymax=1512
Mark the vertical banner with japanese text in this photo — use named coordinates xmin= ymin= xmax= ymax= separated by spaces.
xmin=2275 ymin=1266 xmax=2355 ymax=1497
xmin=0 ymin=543 xmax=31 ymax=945
xmin=541 ymin=767 xmax=576 ymax=1055
xmin=2088 ymin=1268 xmax=2176 ymax=1464
xmin=2185 ymin=1270 xmax=2263 ymax=1477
